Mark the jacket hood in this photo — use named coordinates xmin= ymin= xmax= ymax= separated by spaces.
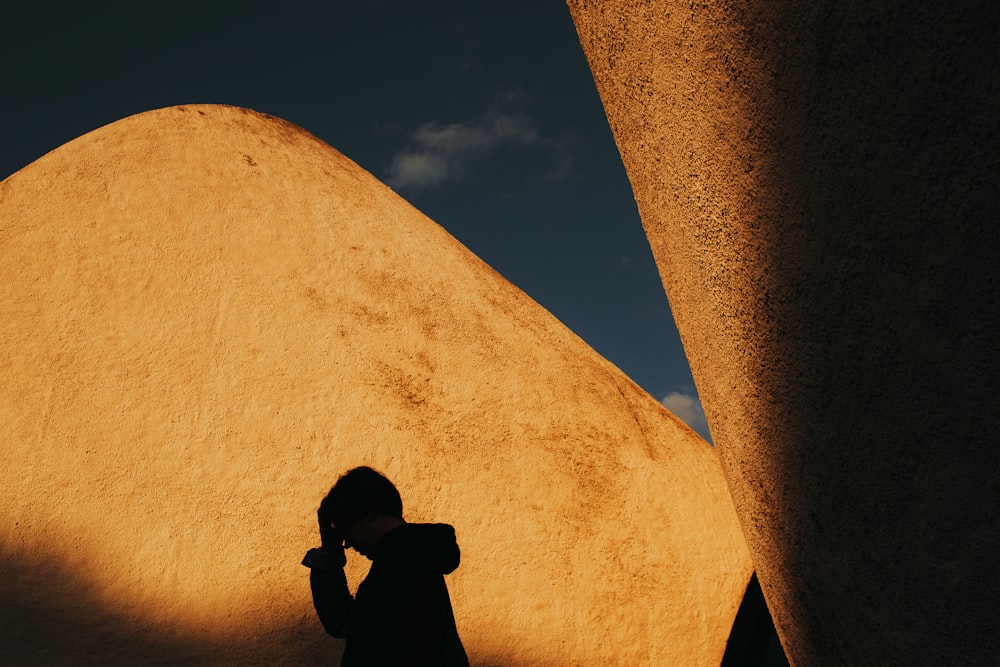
xmin=376 ymin=522 xmax=461 ymax=574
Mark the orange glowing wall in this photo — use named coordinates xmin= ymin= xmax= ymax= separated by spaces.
xmin=0 ymin=105 xmax=751 ymax=665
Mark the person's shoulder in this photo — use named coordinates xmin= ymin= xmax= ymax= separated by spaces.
xmin=377 ymin=523 xmax=461 ymax=574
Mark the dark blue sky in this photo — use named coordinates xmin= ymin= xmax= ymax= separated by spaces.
xmin=1 ymin=2 xmax=709 ymax=439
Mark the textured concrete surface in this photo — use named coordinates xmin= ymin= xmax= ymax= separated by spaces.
xmin=567 ymin=1 xmax=1000 ymax=664
xmin=0 ymin=105 xmax=751 ymax=665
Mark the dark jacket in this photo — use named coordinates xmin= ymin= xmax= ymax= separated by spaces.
xmin=305 ymin=523 xmax=470 ymax=666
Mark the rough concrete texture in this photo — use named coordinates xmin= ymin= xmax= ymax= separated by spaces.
xmin=567 ymin=1 xmax=1000 ymax=664
xmin=0 ymin=105 xmax=751 ymax=665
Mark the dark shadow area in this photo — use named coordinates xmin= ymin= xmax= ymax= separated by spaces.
xmin=722 ymin=572 xmax=788 ymax=667
xmin=0 ymin=543 xmax=564 ymax=665
xmin=739 ymin=3 xmax=1000 ymax=663
xmin=0 ymin=545 xmax=339 ymax=666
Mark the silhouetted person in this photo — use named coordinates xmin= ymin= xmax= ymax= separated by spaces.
xmin=302 ymin=466 xmax=469 ymax=666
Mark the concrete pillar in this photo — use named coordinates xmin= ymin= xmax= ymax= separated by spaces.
xmin=568 ymin=2 xmax=1000 ymax=664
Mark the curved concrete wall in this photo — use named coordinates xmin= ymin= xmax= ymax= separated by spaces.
xmin=0 ymin=105 xmax=750 ymax=665
xmin=567 ymin=1 xmax=1000 ymax=664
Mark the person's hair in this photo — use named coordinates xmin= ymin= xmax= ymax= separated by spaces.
xmin=319 ymin=466 xmax=403 ymax=536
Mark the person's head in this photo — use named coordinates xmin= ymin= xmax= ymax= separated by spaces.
xmin=320 ymin=466 xmax=403 ymax=558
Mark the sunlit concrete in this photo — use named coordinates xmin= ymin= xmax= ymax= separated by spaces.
xmin=0 ymin=105 xmax=751 ymax=665
xmin=568 ymin=1 xmax=1000 ymax=664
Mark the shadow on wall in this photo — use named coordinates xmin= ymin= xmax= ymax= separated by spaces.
xmin=0 ymin=545 xmax=340 ymax=666
xmin=0 ymin=544 xmax=567 ymax=666
xmin=740 ymin=5 xmax=1000 ymax=663
xmin=0 ymin=538 xmax=756 ymax=665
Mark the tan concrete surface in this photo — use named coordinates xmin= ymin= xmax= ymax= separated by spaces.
xmin=568 ymin=1 xmax=1000 ymax=664
xmin=0 ymin=105 xmax=751 ymax=665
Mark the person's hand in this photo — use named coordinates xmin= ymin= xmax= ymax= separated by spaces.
xmin=317 ymin=507 xmax=342 ymax=550
xmin=305 ymin=506 xmax=346 ymax=569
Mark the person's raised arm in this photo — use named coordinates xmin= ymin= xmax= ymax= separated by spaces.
xmin=302 ymin=509 xmax=353 ymax=637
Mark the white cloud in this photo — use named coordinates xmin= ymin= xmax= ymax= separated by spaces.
xmin=385 ymin=151 xmax=449 ymax=189
xmin=385 ymin=109 xmax=538 ymax=191
xmin=660 ymin=390 xmax=712 ymax=443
